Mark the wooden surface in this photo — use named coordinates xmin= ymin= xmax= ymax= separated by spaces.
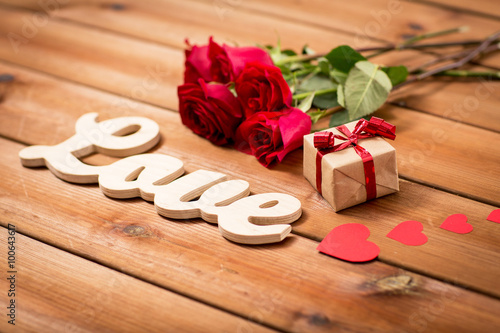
xmin=0 ymin=0 xmax=499 ymax=332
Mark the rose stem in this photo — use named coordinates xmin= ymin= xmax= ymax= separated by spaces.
xmin=365 ymin=26 xmax=470 ymax=58
xmin=276 ymin=27 xmax=475 ymax=65
xmin=408 ymin=43 xmax=500 ymax=73
xmin=393 ymin=30 xmax=500 ymax=90
xmin=400 ymin=26 xmax=469 ymax=47
xmin=415 ymin=70 xmax=500 ymax=78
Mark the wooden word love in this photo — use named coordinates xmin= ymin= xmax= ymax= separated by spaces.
xmin=19 ymin=113 xmax=302 ymax=245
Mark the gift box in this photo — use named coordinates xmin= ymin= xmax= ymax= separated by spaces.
xmin=303 ymin=117 xmax=399 ymax=212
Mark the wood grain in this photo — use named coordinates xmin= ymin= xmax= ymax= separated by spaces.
xmin=0 ymin=230 xmax=277 ymax=333
xmin=414 ymin=0 xmax=500 ymax=20
xmin=388 ymin=72 xmax=500 ymax=132
xmin=2 ymin=138 xmax=500 ymax=332
xmin=1 ymin=63 xmax=499 ymax=299
xmin=0 ymin=6 xmax=183 ymax=110
xmin=375 ymin=104 xmax=500 ymax=205
xmin=190 ymin=0 xmax=500 ymax=65
xmin=2 ymin=0 xmax=499 ymax=53
xmin=0 ymin=0 xmax=370 ymax=51
xmin=1 ymin=1 xmax=499 ymax=332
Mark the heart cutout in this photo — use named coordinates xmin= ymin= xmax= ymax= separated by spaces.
xmin=440 ymin=214 xmax=473 ymax=234
xmin=387 ymin=220 xmax=428 ymax=246
xmin=317 ymin=223 xmax=380 ymax=262
xmin=487 ymin=209 xmax=500 ymax=224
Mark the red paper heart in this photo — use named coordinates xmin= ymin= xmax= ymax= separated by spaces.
xmin=440 ymin=214 xmax=473 ymax=234
xmin=317 ymin=223 xmax=380 ymax=262
xmin=387 ymin=220 xmax=428 ymax=246
xmin=487 ymin=209 xmax=500 ymax=224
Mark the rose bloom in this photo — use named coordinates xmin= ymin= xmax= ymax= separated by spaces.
xmin=208 ymin=38 xmax=274 ymax=83
xmin=234 ymin=107 xmax=312 ymax=167
xmin=183 ymin=37 xmax=273 ymax=84
xmin=178 ymin=79 xmax=243 ymax=145
xmin=235 ymin=61 xmax=293 ymax=118
xmin=183 ymin=41 xmax=212 ymax=84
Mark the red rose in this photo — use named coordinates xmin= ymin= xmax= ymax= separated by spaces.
xmin=184 ymin=37 xmax=273 ymax=84
xmin=234 ymin=107 xmax=312 ymax=167
xmin=178 ymin=79 xmax=243 ymax=145
xmin=209 ymin=39 xmax=274 ymax=83
xmin=235 ymin=61 xmax=293 ymax=117
xmin=183 ymin=41 xmax=212 ymax=84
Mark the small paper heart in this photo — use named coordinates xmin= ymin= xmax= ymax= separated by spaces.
xmin=317 ymin=223 xmax=380 ymax=262
xmin=440 ymin=214 xmax=473 ymax=234
xmin=387 ymin=220 xmax=428 ymax=246
xmin=487 ymin=209 xmax=500 ymax=224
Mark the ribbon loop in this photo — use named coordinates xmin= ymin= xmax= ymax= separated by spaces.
xmin=313 ymin=131 xmax=334 ymax=150
xmin=364 ymin=117 xmax=396 ymax=140
xmin=313 ymin=117 xmax=396 ymax=202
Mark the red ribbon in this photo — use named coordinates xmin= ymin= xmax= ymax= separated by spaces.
xmin=313 ymin=117 xmax=396 ymax=201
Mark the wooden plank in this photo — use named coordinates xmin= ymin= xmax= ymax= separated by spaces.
xmin=1 ymin=62 xmax=500 ymax=299
xmin=2 ymin=137 xmax=500 ymax=332
xmin=0 ymin=231 xmax=277 ymax=333
xmin=0 ymin=5 xmax=497 ymax=133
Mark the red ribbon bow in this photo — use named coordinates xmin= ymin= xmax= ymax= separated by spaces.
xmin=313 ymin=117 xmax=396 ymax=201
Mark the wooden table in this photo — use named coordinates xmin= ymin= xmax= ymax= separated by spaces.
xmin=1 ymin=0 xmax=499 ymax=332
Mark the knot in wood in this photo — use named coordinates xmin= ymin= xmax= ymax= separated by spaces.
xmin=0 ymin=74 xmax=14 ymax=82
xmin=123 ymin=225 xmax=147 ymax=236
xmin=109 ymin=3 xmax=126 ymax=11
xmin=375 ymin=275 xmax=415 ymax=293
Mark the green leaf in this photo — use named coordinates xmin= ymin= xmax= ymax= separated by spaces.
xmin=328 ymin=108 xmax=351 ymax=127
xmin=337 ymin=84 xmax=345 ymax=107
xmin=282 ymin=49 xmax=298 ymax=57
xmin=344 ymin=61 xmax=392 ymax=119
xmin=318 ymin=58 xmax=330 ymax=75
xmin=308 ymin=111 xmax=324 ymax=125
xmin=297 ymin=74 xmax=336 ymax=93
xmin=302 ymin=44 xmax=315 ymax=55
xmin=382 ymin=65 xmax=408 ymax=86
xmin=325 ymin=45 xmax=367 ymax=73
xmin=297 ymin=92 xmax=316 ymax=112
xmin=330 ymin=68 xmax=348 ymax=85
xmin=312 ymin=92 xmax=339 ymax=109
xmin=278 ymin=65 xmax=292 ymax=76
xmin=268 ymin=46 xmax=282 ymax=64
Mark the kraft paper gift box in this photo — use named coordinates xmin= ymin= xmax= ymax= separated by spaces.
xmin=303 ymin=117 xmax=399 ymax=212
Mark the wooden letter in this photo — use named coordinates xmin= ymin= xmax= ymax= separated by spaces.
xmin=19 ymin=113 xmax=160 ymax=183
xmin=98 ymin=154 xmax=184 ymax=201
xmin=217 ymin=193 xmax=302 ymax=244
